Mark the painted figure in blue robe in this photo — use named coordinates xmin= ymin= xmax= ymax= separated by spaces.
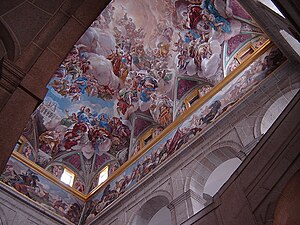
xmin=140 ymin=88 xmax=152 ymax=102
xmin=185 ymin=30 xmax=200 ymax=43
xmin=98 ymin=113 xmax=111 ymax=132
xmin=90 ymin=111 xmax=98 ymax=126
xmin=77 ymin=113 xmax=90 ymax=124
xmin=138 ymin=77 xmax=158 ymax=102
xmin=77 ymin=109 xmax=91 ymax=124
xmin=75 ymin=77 xmax=88 ymax=94
xmin=201 ymin=0 xmax=231 ymax=34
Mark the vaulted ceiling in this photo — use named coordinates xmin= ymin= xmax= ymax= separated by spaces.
xmin=15 ymin=0 xmax=267 ymax=190
xmin=0 ymin=0 xmax=289 ymax=224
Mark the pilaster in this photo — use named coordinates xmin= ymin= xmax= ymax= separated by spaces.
xmin=0 ymin=59 xmax=40 ymax=174
xmin=167 ymin=190 xmax=206 ymax=224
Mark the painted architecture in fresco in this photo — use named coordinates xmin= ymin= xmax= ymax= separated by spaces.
xmin=0 ymin=0 xmax=287 ymax=224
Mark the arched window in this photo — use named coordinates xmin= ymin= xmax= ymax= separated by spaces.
xmin=204 ymin=158 xmax=242 ymax=197
xmin=148 ymin=206 xmax=172 ymax=225
xmin=235 ymin=42 xmax=256 ymax=64
xmin=131 ymin=195 xmax=171 ymax=225
xmin=60 ymin=168 xmax=75 ymax=187
xmin=261 ymin=89 xmax=299 ymax=134
xmin=98 ymin=165 xmax=109 ymax=185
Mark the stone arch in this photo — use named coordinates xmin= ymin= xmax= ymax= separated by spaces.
xmin=273 ymin=170 xmax=300 ymax=225
xmin=184 ymin=141 xmax=242 ymax=210
xmin=0 ymin=20 xmax=21 ymax=61
xmin=209 ymin=141 xmax=243 ymax=158
xmin=128 ymin=190 xmax=173 ymax=225
xmin=185 ymin=141 xmax=242 ymax=191
xmin=254 ymin=84 xmax=300 ymax=137
xmin=203 ymin=157 xmax=241 ymax=197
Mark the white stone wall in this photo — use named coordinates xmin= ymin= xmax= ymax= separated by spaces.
xmin=88 ymin=61 xmax=300 ymax=225
xmin=0 ymin=61 xmax=298 ymax=225
xmin=0 ymin=183 xmax=72 ymax=225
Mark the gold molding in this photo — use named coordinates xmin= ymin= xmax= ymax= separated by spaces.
xmin=140 ymin=128 xmax=154 ymax=149
xmin=61 ymin=167 xmax=75 ymax=187
xmin=184 ymin=88 xmax=201 ymax=108
xmin=15 ymin=136 xmax=26 ymax=152
xmin=87 ymin=39 xmax=273 ymax=200
xmin=11 ymin=151 xmax=87 ymax=201
xmin=8 ymin=40 xmax=273 ymax=201
xmin=98 ymin=165 xmax=109 ymax=186
xmin=235 ymin=42 xmax=255 ymax=64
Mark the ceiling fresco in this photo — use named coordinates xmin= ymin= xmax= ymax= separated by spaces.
xmin=5 ymin=0 xmax=269 ymax=196
xmin=85 ymin=45 xmax=286 ymax=223
xmin=1 ymin=156 xmax=84 ymax=224
xmin=0 ymin=0 xmax=290 ymax=224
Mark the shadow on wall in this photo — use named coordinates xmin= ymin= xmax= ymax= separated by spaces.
xmin=0 ymin=21 xmax=19 ymax=61
xmin=260 ymin=88 xmax=299 ymax=134
xmin=148 ymin=206 xmax=172 ymax=225
xmin=131 ymin=195 xmax=171 ymax=225
xmin=203 ymin=157 xmax=242 ymax=198
xmin=273 ymin=170 xmax=300 ymax=225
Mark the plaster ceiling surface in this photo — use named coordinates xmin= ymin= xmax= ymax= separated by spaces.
xmin=0 ymin=2 xmax=281 ymax=222
xmin=12 ymin=0 xmax=267 ymax=192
